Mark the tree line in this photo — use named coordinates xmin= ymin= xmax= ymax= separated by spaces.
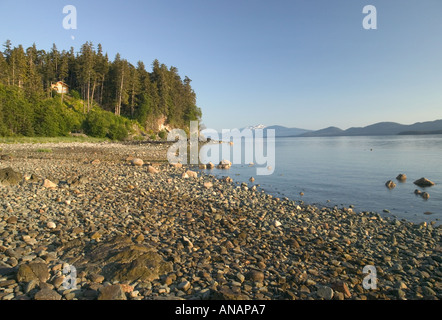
xmin=0 ymin=40 xmax=202 ymax=138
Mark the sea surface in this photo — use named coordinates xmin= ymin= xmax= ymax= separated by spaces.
xmin=200 ymin=135 xmax=442 ymax=225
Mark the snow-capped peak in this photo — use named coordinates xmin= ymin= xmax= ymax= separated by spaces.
xmin=245 ymin=124 xmax=267 ymax=130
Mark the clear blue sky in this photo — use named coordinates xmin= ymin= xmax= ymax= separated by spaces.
xmin=1 ymin=0 xmax=442 ymax=131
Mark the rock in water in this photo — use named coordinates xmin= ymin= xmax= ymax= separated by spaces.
xmin=0 ymin=167 xmax=22 ymax=186
xmin=217 ymin=160 xmax=232 ymax=169
xmin=414 ymin=178 xmax=435 ymax=187
xmin=396 ymin=174 xmax=407 ymax=182
xmin=207 ymin=162 xmax=215 ymax=169
xmin=422 ymin=192 xmax=430 ymax=200
xmin=385 ymin=180 xmax=396 ymax=189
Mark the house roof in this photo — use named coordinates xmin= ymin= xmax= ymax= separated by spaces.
xmin=53 ymin=81 xmax=69 ymax=87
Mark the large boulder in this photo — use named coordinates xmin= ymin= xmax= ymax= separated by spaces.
xmin=414 ymin=178 xmax=435 ymax=188
xmin=217 ymin=160 xmax=232 ymax=170
xmin=16 ymin=263 xmax=50 ymax=283
xmin=98 ymin=284 xmax=127 ymax=300
xmin=64 ymin=235 xmax=173 ymax=284
xmin=0 ymin=167 xmax=22 ymax=186
xmin=34 ymin=289 xmax=62 ymax=300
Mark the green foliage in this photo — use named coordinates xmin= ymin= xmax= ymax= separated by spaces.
xmin=36 ymin=148 xmax=53 ymax=153
xmin=70 ymin=89 xmax=81 ymax=100
xmin=158 ymin=130 xmax=168 ymax=140
xmin=83 ymin=109 xmax=130 ymax=141
xmin=0 ymin=84 xmax=34 ymax=136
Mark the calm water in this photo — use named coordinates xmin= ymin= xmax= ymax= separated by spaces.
xmin=201 ymin=135 xmax=442 ymax=225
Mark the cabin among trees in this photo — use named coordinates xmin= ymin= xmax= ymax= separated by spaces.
xmin=51 ymin=81 xmax=69 ymax=94
xmin=0 ymin=40 xmax=202 ymax=138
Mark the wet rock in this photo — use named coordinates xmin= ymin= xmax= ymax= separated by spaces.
xmin=396 ymin=174 xmax=407 ymax=182
xmin=385 ymin=180 xmax=396 ymax=189
xmin=421 ymin=192 xmax=430 ymax=200
xmin=414 ymin=178 xmax=435 ymax=187
xmin=207 ymin=162 xmax=215 ymax=169
xmin=217 ymin=160 xmax=232 ymax=170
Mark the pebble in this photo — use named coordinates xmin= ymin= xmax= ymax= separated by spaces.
xmin=47 ymin=221 xmax=56 ymax=229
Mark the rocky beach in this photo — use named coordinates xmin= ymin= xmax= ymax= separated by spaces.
xmin=0 ymin=142 xmax=441 ymax=301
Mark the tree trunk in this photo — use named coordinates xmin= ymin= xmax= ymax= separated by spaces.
xmin=100 ymin=75 xmax=105 ymax=105
xmin=117 ymin=72 xmax=124 ymax=116
xmin=131 ymin=82 xmax=135 ymax=118
xmin=90 ymin=79 xmax=96 ymax=113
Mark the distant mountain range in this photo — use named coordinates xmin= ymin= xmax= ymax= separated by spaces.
xmin=244 ymin=119 xmax=442 ymax=137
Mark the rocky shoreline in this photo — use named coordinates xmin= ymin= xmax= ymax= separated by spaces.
xmin=0 ymin=142 xmax=441 ymax=300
